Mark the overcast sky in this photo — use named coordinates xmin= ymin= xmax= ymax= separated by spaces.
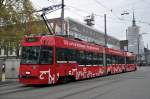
xmin=31 ymin=0 xmax=150 ymax=48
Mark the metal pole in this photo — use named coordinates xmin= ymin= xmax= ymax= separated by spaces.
xmin=126 ymin=29 xmax=127 ymax=40
xmin=61 ymin=0 xmax=64 ymax=35
xmin=104 ymin=14 xmax=107 ymax=47
xmin=137 ymin=34 xmax=140 ymax=66
xmin=41 ymin=14 xmax=53 ymax=34
xmin=124 ymin=29 xmax=127 ymax=69
xmin=104 ymin=14 xmax=107 ymax=75
xmin=126 ymin=29 xmax=128 ymax=51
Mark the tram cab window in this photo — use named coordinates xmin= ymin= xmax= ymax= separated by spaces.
xmin=21 ymin=46 xmax=53 ymax=64
xmin=21 ymin=46 xmax=40 ymax=64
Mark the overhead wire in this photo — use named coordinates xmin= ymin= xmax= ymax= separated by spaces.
xmin=93 ymin=0 xmax=150 ymax=26
xmin=94 ymin=0 xmax=123 ymax=21
xmin=34 ymin=0 xmax=150 ymax=26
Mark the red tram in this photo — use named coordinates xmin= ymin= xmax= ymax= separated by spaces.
xmin=19 ymin=35 xmax=137 ymax=85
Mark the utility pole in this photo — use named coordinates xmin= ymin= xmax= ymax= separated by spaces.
xmin=104 ymin=14 xmax=107 ymax=75
xmin=61 ymin=0 xmax=65 ymax=35
xmin=137 ymin=34 xmax=140 ymax=66
xmin=126 ymin=29 xmax=128 ymax=51
xmin=104 ymin=14 xmax=107 ymax=47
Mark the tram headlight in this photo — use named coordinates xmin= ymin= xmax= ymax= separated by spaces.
xmin=25 ymin=71 xmax=31 ymax=75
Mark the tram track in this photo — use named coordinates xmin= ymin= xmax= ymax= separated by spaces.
xmin=54 ymin=70 xmax=148 ymax=99
xmin=0 ymin=82 xmax=39 ymax=96
xmin=0 ymin=70 xmax=142 ymax=98
xmin=0 ymin=73 xmax=123 ymax=98
xmin=0 ymin=84 xmax=23 ymax=92
xmin=0 ymin=82 xmax=19 ymax=88
xmin=0 ymin=81 xmax=18 ymax=87
xmin=56 ymin=78 xmax=126 ymax=99
xmin=30 ymin=73 xmax=130 ymax=99
xmin=0 ymin=86 xmax=36 ymax=96
xmin=40 ymin=71 xmax=143 ymax=99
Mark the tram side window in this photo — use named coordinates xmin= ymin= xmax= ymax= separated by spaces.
xmin=119 ymin=56 xmax=125 ymax=64
xmin=56 ymin=48 xmax=105 ymax=66
xmin=56 ymin=48 xmax=67 ymax=61
xmin=106 ymin=54 xmax=112 ymax=65
xmin=115 ymin=56 xmax=119 ymax=64
xmin=97 ymin=53 xmax=103 ymax=66
xmin=67 ymin=49 xmax=76 ymax=61
xmin=93 ymin=53 xmax=98 ymax=65
xmin=126 ymin=57 xmax=132 ymax=64
xmin=126 ymin=57 xmax=129 ymax=64
xmin=112 ymin=55 xmax=116 ymax=64
xmin=127 ymin=58 xmax=134 ymax=64
xmin=86 ymin=52 xmax=93 ymax=65
xmin=78 ymin=51 xmax=86 ymax=65
xmin=40 ymin=46 xmax=53 ymax=64
xmin=56 ymin=48 xmax=77 ymax=62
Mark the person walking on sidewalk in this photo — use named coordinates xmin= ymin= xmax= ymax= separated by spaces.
xmin=1 ymin=64 xmax=6 ymax=82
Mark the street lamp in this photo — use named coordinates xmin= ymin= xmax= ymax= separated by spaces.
xmin=121 ymin=11 xmax=129 ymax=16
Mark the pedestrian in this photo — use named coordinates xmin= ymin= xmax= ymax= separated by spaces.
xmin=1 ymin=64 xmax=5 ymax=82
xmin=2 ymin=64 xmax=5 ymax=73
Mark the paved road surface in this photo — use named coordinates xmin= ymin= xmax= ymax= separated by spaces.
xmin=0 ymin=67 xmax=150 ymax=99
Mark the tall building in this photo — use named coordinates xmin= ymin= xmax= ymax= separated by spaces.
xmin=127 ymin=12 xmax=144 ymax=56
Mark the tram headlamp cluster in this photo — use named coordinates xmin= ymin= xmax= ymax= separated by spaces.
xmin=25 ymin=71 xmax=31 ymax=75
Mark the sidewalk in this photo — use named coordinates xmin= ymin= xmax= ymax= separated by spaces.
xmin=0 ymin=78 xmax=19 ymax=85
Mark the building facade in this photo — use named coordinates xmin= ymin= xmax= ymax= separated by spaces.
xmin=127 ymin=12 xmax=145 ymax=62
xmin=127 ymin=13 xmax=144 ymax=55
xmin=48 ymin=17 xmax=120 ymax=49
